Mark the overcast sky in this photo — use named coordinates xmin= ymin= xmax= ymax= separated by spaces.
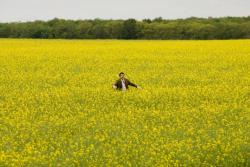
xmin=0 ymin=0 xmax=250 ymax=22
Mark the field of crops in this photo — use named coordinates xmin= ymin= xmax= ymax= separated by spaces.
xmin=0 ymin=39 xmax=249 ymax=166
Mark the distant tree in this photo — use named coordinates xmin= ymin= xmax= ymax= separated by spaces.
xmin=142 ymin=19 xmax=152 ymax=24
xmin=121 ymin=19 xmax=138 ymax=39
xmin=105 ymin=21 xmax=123 ymax=39
xmin=0 ymin=17 xmax=250 ymax=39
xmin=75 ymin=21 xmax=93 ymax=39
xmin=240 ymin=22 xmax=250 ymax=38
xmin=153 ymin=17 xmax=164 ymax=23
xmin=91 ymin=23 xmax=108 ymax=39
xmin=0 ymin=24 xmax=10 ymax=37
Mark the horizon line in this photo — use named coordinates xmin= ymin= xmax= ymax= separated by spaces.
xmin=1 ymin=15 xmax=250 ymax=24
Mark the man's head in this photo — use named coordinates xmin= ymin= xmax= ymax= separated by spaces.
xmin=119 ymin=72 xmax=125 ymax=79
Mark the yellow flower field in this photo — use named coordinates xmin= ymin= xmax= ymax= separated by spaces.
xmin=0 ymin=39 xmax=249 ymax=166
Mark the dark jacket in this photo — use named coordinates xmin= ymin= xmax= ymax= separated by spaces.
xmin=113 ymin=78 xmax=137 ymax=90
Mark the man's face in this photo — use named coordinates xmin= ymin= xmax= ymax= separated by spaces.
xmin=119 ymin=74 xmax=125 ymax=79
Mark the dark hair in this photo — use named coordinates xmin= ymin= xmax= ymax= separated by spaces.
xmin=119 ymin=72 xmax=125 ymax=76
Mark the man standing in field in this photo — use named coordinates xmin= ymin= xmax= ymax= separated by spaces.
xmin=112 ymin=72 xmax=142 ymax=91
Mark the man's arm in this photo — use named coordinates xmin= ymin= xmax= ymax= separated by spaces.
xmin=112 ymin=80 xmax=118 ymax=89
xmin=127 ymin=79 xmax=142 ymax=89
xmin=127 ymin=79 xmax=138 ymax=88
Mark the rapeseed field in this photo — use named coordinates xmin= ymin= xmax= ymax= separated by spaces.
xmin=0 ymin=39 xmax=249 ymax=166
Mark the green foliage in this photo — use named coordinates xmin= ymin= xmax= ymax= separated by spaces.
xmin=0 ymin=16 xmax=250 ymax=39
xmin=121 ymin=19 xmax=138 ymax=39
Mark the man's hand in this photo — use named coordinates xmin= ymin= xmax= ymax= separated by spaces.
xmin=112 ymin=85 xmax=117 ymax=89
xmin=137 ymin=86 xmax=143 ymax=90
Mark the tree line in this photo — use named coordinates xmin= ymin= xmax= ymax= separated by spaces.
xmin=0 ymin=17 xmax=250 ymax=39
